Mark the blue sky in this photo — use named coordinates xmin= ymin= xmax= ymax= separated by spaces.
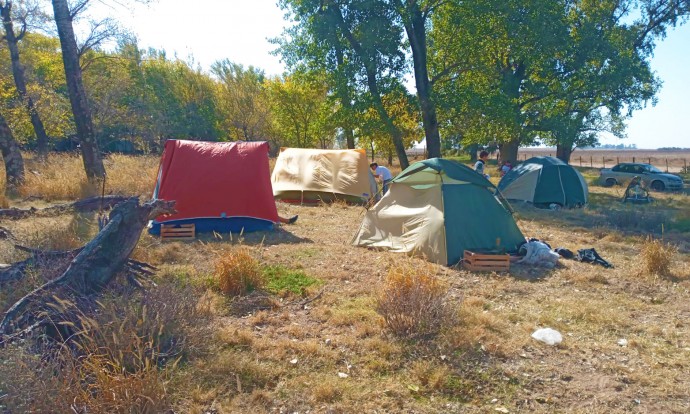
xmin=87 ymin=0 xmax=690 ymax=149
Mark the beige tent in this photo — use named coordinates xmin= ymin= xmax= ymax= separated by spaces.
xmin=272 ymin=148 xmax=373 ymax=203
xmin=353 ymin=159 xmax=525 ymax=265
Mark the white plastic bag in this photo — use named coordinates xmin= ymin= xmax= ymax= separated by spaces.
xmin=531 ymin=328 xmax=562 ymax=346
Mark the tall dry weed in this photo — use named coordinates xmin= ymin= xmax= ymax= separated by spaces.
xmin=215 ymin=247 xmax=265 ymax=296
xmin=376 ymin=261 xmax=452 ymax=339
xmin=0 ymin=282 xmax=211 ymax=413
xmin=16 ymin=153 xmax=158 ymax=201
xmin=640 ymin=237 xmax=677 ymax=276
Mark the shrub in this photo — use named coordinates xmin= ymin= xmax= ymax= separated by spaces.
xmin=376 ymin=261 xmax=452 ymax=339
xmin=215 ymin=248 xmax=264 ymax=296
xmin=640 ymin=237 xmax=677 ymax=276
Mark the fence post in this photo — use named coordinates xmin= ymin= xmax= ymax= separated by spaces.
xmin=648 ymin=157 xmax=651 ymax=165
xmin=617 ymin=156 xmax=619 ymax=165
xmin=666 ymin=158 xmax=669 ymax=172
xmin=603 ymin=157 xmax=605 ymax=169
xmin=633 ymin=156 xmax=636 ymax=163
xmin=685 ymin=159 xmax=687 ymax=172
xmin=590 ymin=156 xmax=593 ymax=168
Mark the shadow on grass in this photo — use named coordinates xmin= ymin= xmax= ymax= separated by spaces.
xmin=508 ymin=263 xmax=558 ymax=281
xmin=513 ymin=194 xmax=687 ymax=236
xmin=194 ymin=226 xmax=313 ymax=246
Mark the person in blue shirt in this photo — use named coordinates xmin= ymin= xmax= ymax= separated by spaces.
xmin=370 ymin=162 xmax=393 ymax=195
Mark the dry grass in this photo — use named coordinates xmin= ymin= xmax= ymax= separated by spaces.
xmin=215 ymin=247 xmax=265 ymax=296
xmin=2 ymin=154 xmax=690 ymax=413
xmin=0 ymin=281 xmax=211 ymax=413
xmin=376 ymin=260 xmax=453 ymax=339
xmin=15 ymin=153 xmax=157 ymax=201
xmin=640 ymin=237 xmax=678 ymax=276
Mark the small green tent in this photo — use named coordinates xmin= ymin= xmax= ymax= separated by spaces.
xmin=352 ymin=158 xmax=525 ymax=266
xmin=498 ymin=157 xmax=588 ymax=208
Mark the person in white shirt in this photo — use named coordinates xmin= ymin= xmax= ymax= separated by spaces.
xmin=370 ymin=162 xmax=393 ymax=195
xmin=474 ymin=150 xmax=490 ymax=179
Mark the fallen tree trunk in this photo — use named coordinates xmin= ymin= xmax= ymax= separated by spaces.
xmin=0 ymin=245 xmax=156 ymax=284
xmin=0 ymin=198 xmax=175 ymax=339
xmin=0 ymin=195 xmax=128 ymax=221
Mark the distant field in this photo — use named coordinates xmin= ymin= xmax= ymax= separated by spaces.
xmin=518 ymin=148 xmax=690 ymax=172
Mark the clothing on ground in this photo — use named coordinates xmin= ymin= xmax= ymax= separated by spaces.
xmin=576 ymin=248 xmax=613 ymax=268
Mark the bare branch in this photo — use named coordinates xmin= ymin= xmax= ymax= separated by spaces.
xmin=77 ymin=16 xmax=119 ymax=58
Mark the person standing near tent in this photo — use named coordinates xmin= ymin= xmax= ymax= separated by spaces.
xmin=370 ymin=162 xmax=393 ymax=195
xmin=474 ymin=151 xmax=490 ymax=179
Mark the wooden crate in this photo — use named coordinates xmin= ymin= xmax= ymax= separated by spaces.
xmin=462 ymin=250 xmax=510 ymax=272
xmin=160 ymin=223 xmax=195 ymax=241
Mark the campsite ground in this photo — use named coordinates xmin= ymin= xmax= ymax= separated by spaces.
xmin=1 ymin=154 xmax=689 ymax=413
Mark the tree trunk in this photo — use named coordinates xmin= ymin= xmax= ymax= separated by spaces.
xmin=499 ymin=140 xmax=520 ymax=165
xmin=344 ymin=128 xmax=355 ymax=149
xmin=556 ymin=144 xmax=573 ymax=164
xmin=0 ymin=195 xmax=128 ymax=220
xmin=51 ymin=0 xmax=106 ymax=182
xmin=399 ymin=2 xmax=441 ymax=159
xmin=0 ymin=110 xmax=24 ymax=190
xmin=333 ymin=41 xmax=356 ymax=150
xmin=0 ymin=198 xmax=175 ymax=337
xmin=1 ymin=3 xmax=50 ymax=157
xmin=467 ymin=143 xmax=479 ymax=162
xmin=331 ymin=6 xmax=409 ymax=169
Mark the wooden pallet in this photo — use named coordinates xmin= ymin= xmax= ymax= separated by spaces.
xmin=160 ymin=223 xmax=195 ymax=241
xmin=462 ymin=250 xmax=510 ymax=272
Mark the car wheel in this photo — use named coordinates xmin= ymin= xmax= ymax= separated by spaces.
xmin=651 ymin=180 xmax=665 ymax=192
xmin=604 ymin=178 xmax=617 ymax=187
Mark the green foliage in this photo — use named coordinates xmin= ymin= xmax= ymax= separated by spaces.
xmin=431 ymin=0 xmax=687 ymax=157
xmin=268 ymin=69 xmax=335 ymax=149
xmin=211 ymin=60 xmax=272 ymax=142
xmin=262 ymin=265 xmax=321 ymax=296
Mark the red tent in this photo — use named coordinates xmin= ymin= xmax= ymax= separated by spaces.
xmin=150 ymin=140 xmax=279 ymax=234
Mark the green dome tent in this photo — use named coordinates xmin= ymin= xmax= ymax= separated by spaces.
xmin=352 ymin=158 xmax=525 ymax=266
xmin=498 ymin=157 xmax=588 ymax=208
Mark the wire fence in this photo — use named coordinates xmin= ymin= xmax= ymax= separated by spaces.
xmin=517 ymin=152 xmax=689 ymax=173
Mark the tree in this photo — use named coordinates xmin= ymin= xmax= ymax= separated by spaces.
xmin=359 ymin=87 xmax=422 ymax=165
xmin=51 ymin=0 xmax=105 ymax=182
xmin=431 ymin=0 xmax=569 ymax=164
xmin=390 ymin=0 xmax=444 ymax=159
xmin=211 ymin=60 xmax=272 ymax=141
xmin=0 ymin=109 xmax=24 ymax=189
xmin=432 ymin=0 xmax=689 ymax=164
xmin=0 ymin=0 xmax=50 ymax=157
xmin=278 ymin=0 xmax=411 ymax=168
xmin=268 ymin=70 xmax=335 ymax=149
xmin=544 ymin=0 xmax=690 ymax=162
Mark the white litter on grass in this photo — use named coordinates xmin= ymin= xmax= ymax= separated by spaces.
xmin=531 ymin=328 xmax=563 ymax=346
xmin=338 ymin=372 xmax=349 ymax=378
xmin=290 ymin=358 xmax=298 ymax=364
xmin=618 ymin=338 xmax=628 ymax=347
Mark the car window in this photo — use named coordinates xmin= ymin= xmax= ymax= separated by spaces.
xmin=611 ymin=165 xmax=621 ymax=172
xmin=647 ymin=165 xmax=662 ymax=173
xmin=619 ymin=165 xmax=633 ymax=173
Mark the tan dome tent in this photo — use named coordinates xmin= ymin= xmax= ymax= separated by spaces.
xmin=353 ymin=159 xmax=525 ymax=266
xmin=272 ymin=148 xmax=373 ymax=203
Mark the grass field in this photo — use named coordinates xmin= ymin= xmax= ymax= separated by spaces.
xmin=1 ymin=154 xmax=689 ymax=413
